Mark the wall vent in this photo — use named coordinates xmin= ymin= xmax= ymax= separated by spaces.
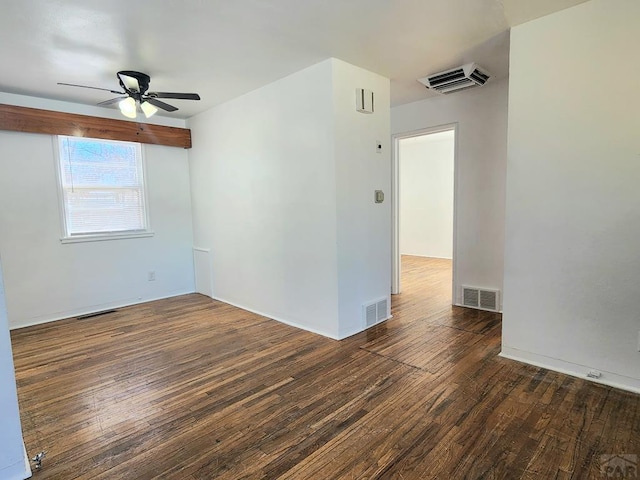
xmin=461 ymin=286 xmax=500 ymax=312
xmin=363 ymin=297 xmax=389 ymax=327
xmin=418 ymin=63 xmax=491 ymax=94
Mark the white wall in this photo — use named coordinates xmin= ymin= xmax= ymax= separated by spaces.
xmin=399 ymin=131 xmax=454 ymax=259
xmin=0 ymin=93 xmax=194 ymax=479
xmin=502 ymin=0 xmax=640 ymax=392
xmin=0 ymin=131 xmax=195 ymax=329
xmin=0 ymin=257 xmax=30 ymax=480
xmin=332 ymin=59 xmax=391 ymax=338
xmin=391 ymin=79 xmax=508 ymax=306
xmin=188 ymin=59 xmax=340 ymax=338
xmin=188 ymin=58 xmax=390 ymax=339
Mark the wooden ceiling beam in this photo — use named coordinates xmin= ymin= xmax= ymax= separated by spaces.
xmin=0 ymin=103 xmax=192 ymax=149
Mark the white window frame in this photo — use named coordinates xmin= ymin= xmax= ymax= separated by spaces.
xmin=54 ymin=136 xmax=153 ymax=243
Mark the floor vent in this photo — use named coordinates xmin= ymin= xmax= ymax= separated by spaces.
xmin=363 ymin=298 xmax=389 ymax=327
xmin=461 ymin=287 xmax=500 ymax=312
xmin=77 ymin=309 xmax=117 ymax=320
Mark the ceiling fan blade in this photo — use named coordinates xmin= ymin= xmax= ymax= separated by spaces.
xmin=117 ymin=72 xmax=140 ymax=92
xmin=147 ymin=92 xmax=201 ymax=100
xmin=58 ymin=82 xmax=124 ymax=95
xmin=97 ymin=96 xmax=127 ymax=106
xmin=144 ymin=97 xmax=178 ymax=112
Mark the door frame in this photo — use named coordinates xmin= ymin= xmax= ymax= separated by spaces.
xmin=391 ymin=123 xmax=459 ymax=301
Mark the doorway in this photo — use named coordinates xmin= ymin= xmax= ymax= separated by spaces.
xmin=391 ymin=124 xmax=457 ymax=299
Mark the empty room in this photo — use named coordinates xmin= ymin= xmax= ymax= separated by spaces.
xmin=0 ymin=1 xmax=639 ymax=479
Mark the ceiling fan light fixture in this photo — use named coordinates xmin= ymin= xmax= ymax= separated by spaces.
xmin=58 ymin=71 xmax=201 ymax=115
xmin=140 ymin=101 xmax=158 ymax=119
xmin=118 ymin=97 xmax=137 ymax=119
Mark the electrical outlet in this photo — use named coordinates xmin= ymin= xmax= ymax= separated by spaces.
xmin=587 ymin=370 xmax=601 ymax=379
xmin=148 ymin=271 xmax=156 ymax=281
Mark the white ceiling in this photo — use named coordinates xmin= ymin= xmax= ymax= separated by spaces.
xmin=0 ymin=0 xmax=588 ymax=119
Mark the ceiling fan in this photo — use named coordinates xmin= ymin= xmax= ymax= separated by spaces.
xmin=58 ymin=71 xmax=201 ymax=119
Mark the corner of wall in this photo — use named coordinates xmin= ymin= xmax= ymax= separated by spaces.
xmin=331 ymin=60 xmax=392 ymax=337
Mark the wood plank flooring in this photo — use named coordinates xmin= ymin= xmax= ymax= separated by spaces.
xmin=11 ymin=256 xmax=640 ymax=479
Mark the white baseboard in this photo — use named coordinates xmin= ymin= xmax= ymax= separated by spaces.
xmin=10 ymin=290 xmax=195 ymax=330
xmin=453 ymin=302 xmax=503 ymax=314
xmin=338 ymin=315 xmax=393 ymax=340
xmin=500 ymin=346 xmax=640 ymax=394
xmin=211 ymin=295 xmax=340 ymax=340
xmin=23 ymin=444 xmax=31 ymax=479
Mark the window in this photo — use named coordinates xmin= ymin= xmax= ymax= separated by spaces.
xmin=56 ymin=136 xmax=151 ymax=241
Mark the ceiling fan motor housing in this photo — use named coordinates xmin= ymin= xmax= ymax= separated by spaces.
xmin=117 ymin=71 xmax=151 ymax=96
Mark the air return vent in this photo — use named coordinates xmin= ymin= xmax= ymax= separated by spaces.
xmin=461 ymin=286 xmax=500 ymax=312
xmin=363 ymin=297 xmax=389 ymax=327
xmin=418 ymin=63 xmax=491 ymax=94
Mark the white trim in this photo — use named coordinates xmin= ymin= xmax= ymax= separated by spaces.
xmin=212 ymin=295 xmax=341 ymax=340
xmin=454 ymin=303 xmax=503 ymax=313
xmin=60 ymin=231 xmax=154 ymax=244
xmin=53 ymin=135 xmax=151 ymax=241
xmin=192 ymin=247 xmax=213 ymax=298
xmin=454 ymin=302 xmax=503 ymax=313
xmin=391 ymin=133 xmax=400 ymax=294
xmin=341 ymin=312 xmax=393 ymax=340
xmin=140 ymin=144 xmax=152 ymax=235
xmin=23 ymin=444 xmax=32 ymax=479
xmin=52 ymin=135 xmax=67 ymax=239
xmin=500 ymin=347 xmax=640 ymax=394
xmin=9 ymin=290 xmax=194 ymax=330
xmin=391 ymin=123 xmax=459 ymax=301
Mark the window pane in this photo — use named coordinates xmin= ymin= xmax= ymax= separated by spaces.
xmin=57 ymin=136 xmax=148 ymax=237
xmin=65 ymin=188 xmax=145 ymax=234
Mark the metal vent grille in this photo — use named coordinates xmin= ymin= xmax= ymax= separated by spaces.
xmin=479 ymin=290 xmax=498 ymax=311
xmin=463 ymin=288 xmax=479 ymax=308
xmin=470 ymin=68 xmax=489 ymax=85
xmin=365 ymin=304 xmax=377 ymax=326
xmin=434 ymin=78 xmax=475 ymax=91
xmin=363 ymin=297 xmax=389 ymax=327
xmin=428 ymin=68 xmax=465 ymax=87
xmin=418 ymin=63 xmax=491 ymax=94
xmin=462 ymin=286 xmax=500 ymax=312
xmin=376 ymin=299 xmax=388 ymax=322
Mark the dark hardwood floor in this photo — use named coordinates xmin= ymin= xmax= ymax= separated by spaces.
xmin=11 ymin=256 xmax=639 ymax=479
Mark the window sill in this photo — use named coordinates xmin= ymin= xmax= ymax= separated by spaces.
xmin=60 ymin=231 xmax=155 ymax=244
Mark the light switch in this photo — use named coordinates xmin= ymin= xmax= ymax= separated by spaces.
xmin=375 ymin=190 xmax=384 ymax=203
